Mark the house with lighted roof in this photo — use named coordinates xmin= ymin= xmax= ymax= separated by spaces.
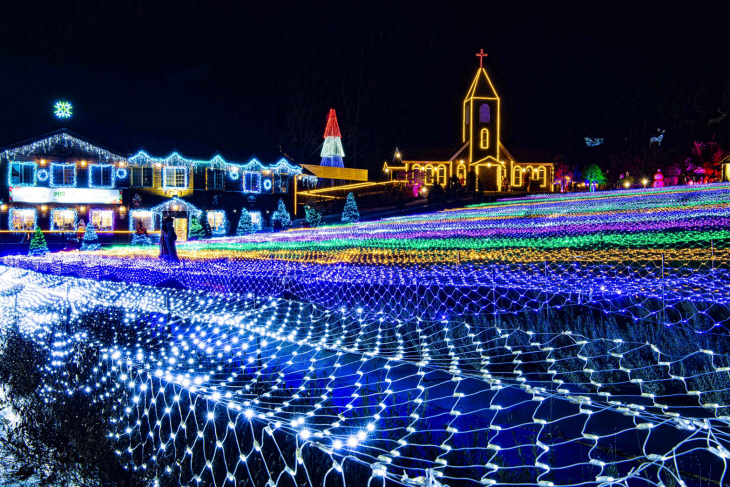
xmin=0 ymin=129 xmax=309 ymax=241
xmin=383 ymin=51 xmax=554 ymax=193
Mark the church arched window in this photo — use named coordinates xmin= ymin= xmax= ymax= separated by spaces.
xmin=480 ymin=129 xmax=489 ymax=149
xmin=457 ymin=164 xmax=466 ymax=184
xmin=513 ymin=166 xmax=522 ymax=187
xmin=480 ymin=104 xmax=490 ymax=123
xmin=538 ymin=167 xmax=546 ymax=185
xmin=438 ymin=166 xmax=447 ymax=186
xmin=425 ymin=165 xmax=434 ymax=185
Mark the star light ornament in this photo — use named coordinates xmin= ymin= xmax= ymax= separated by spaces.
xmin=54 ymin=101 xmax=73 ymax=119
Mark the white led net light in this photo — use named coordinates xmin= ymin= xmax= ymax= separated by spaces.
xmin=1 ymin=260 xmax=730 ymax=487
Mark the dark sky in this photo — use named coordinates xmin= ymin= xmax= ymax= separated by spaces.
xmin=0 ymin=1 xmax=727 ymax=168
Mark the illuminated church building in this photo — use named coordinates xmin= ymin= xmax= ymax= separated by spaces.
xmin=387 ymin=52 xmax=554 ymax=192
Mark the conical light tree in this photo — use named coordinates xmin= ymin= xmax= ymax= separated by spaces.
xmin=237 ymin=208 xmax=254 ymax=236
xmin=80 ymin=223 xmax=100 ymax=251
xmin=272 ymin=198 xmax=292 ymax=227
xmin=320 ymin=109 xmax=345 ymax=168
xmin=341 ymin=192 xmax=359 ymax=223
xmin=28 ymin=226 xmax=49 ymax=256
xmin=188 ymin=215 xmax=204 ymax=240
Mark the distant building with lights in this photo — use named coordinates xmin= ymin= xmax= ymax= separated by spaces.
xmin=383 ymin=52 xmax=554 ymax=193
xmin=0 ymin=129 xmax=309 ymax=240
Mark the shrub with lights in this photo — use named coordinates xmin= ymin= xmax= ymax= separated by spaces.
xmin=80 ymin=223 xmax=100 ymax=251
xmin=304 ymin=205 xmax=322 ymax=227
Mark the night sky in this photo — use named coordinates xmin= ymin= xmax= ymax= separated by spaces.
xmin=0 ymin=1 xmax=727 ymax=169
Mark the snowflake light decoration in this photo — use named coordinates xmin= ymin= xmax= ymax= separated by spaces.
xmin=54 ymin=101 xmax=72 ymax=119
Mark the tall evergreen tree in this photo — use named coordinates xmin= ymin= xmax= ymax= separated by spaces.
xmin=80 ymin=223 xmax=100 ymax=251
xmin=237 ymin=208 xmax=254 ymax=235
xmin=341 ymin=192 xmax=359 ymax=223
xmin=28 ymin=226 xmax=49 ymax=256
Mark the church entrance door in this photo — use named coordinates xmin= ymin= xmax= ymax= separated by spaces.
xmin=479 ymin=166 xmax=499 ymax=192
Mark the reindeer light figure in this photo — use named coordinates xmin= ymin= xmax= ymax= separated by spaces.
xmin=708 ymin=108 xmax=728 ymax=128
xmin=650 ymin=128 xmax=666 ymax=146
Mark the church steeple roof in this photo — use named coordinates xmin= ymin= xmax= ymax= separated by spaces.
xmin=464 ymin=67 xmax=499 ymax=100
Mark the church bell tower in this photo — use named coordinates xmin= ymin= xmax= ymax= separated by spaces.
xmin=463 ymin=50 xmax=500 ymax=166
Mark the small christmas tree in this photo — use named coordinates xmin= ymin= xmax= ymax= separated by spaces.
xmin=341 ymin=192 xmax=359 ymax=223
xmin=305 ymin=205 xmax=322 ymax=227
xmin=80 ymin=223 xmax=100 ymax=251
xmin=28 ymin=226 xmax=49 ymax=256
xmin=237 ymin=208 xmax=254 ymax=236
xmin=272 ymin=198 xmax=292 ymax=227
xmin=188 ymin=215 xmax=205 ymax=240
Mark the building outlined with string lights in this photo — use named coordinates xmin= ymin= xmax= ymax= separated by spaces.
xmin=384 ymin=50 xmax=554 ymax=193
xmin=0 ymin=129 xmax=308 ymax=240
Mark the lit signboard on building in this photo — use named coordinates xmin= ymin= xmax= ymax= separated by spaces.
xmin=9 ymin=187 xmax=123 ymax=204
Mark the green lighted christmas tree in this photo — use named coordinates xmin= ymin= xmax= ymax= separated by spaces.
xmin=341 ymin=192 xmax=359 ymax=223
xmin=236 ymin=208 xmax=254 ymax=236
xmin=305 ymin=205 xmax=322 ymax=227
xmin=272 ymin=198 xmax=292 ymax=227
xmin=28 ymin=226 xmax=49 ymax=256
xmin=80 ymin=223 xmax=100 ymax=251
xmin=188 ymin=215 xmax=204 ymax=240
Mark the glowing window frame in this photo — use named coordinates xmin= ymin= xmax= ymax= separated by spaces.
xmin=8 ymin=162 xmax=37 ymax=187
xmin=89 ymin=164 xmax=116 ymax=189
xmin=50 ymin=208 xmax=77 ymax=231
xmin=129 ymin=210 xmax=155 ymax=231
xmin=513 ymin=166 xmax=522 ymax=187
xmin=480 ymin=129 xmax=489 ymax=149
xmin=425 ymin=165 xmax=434 ymax=185
xmin=243 ymin=172 xmax=261 ymax=193
xmin=538 ymin=167 xmax=546 ymax=187
xmin=89 ymin=208 xmax=115 ymax=231
xmin=208 ymin=168 xmax=225 ymax=191
xmin=50 ymin=163 xmax=76 ymax=188
xmin=437 ymin=166 xmax=447 ymax=186
xmin=163 ymin=166 xmax=188 ymax=189
xmin=457 ymin=164 xmax=467 ymax=182
xmin=207 ymin=210 xmax=227 ymax=235
xmin=9 ymin=208 xmax=37 ymax=231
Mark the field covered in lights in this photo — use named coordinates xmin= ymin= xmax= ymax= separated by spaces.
xmin=2 ymin=184 xmax=730 ymax=487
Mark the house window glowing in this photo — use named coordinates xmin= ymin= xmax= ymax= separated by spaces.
xmin=131 ymin=211 xmax=154 ymax=231
xmin=11 ymin=209 xmax=36 ymax=230
xmin=163 ymin=167 xmax=187 ymax=188
xmin=480 ymin=129 xmax=489 ymax=149
xmin=10 ymin=163 xmax=36 ymax=186
xmin=538 ymin=167 xmax=546 ymax=185
xmin=513 ymin=166 xmax=522 ymax=187
xmin=52 ymin=210 xmax=76 ymax=231
xmin=480 ymin=104 xmax=491 ymax=123
xmin=90 ymin=210 xmax=114 ymax=231
xmin=90 ymin=165 xmax=114 ymax=188
xmin=244 ymin=172 xmax=261 ymax=193
xmin=51 ymin=164 xmax=75 ymax=187
xmin=437 ymin=166 xmax=447 ymax=186
xmin=131 ymin=167 xmax=153 ymax=187
xmin=207 ymin=211 xmax=226 ymax=234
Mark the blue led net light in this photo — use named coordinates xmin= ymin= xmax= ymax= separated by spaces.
xmin=2 ymin=184 xmax=730 ymax=486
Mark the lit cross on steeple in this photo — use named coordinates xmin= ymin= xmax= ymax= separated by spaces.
xmin=476 ymin=49 xmax=488 ymax=68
